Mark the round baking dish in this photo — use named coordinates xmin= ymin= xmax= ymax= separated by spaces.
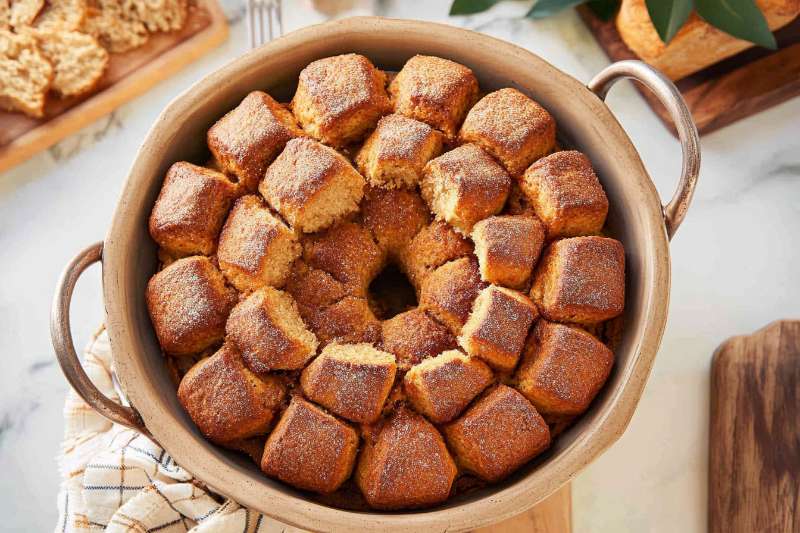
xmin=52 ymin=17 xmax=699 ymax=532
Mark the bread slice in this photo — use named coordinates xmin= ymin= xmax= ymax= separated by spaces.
xmin=24 ymin=28 xmax=108 ymax=96
xmin=82 ymin=0 xmax=148 ymax=53
xmin=9 ymin=0 xmax=43 ymax=27
xmin=0 ymin=29 xmax=52 ymax=117
xmin=122 ymin=0 xmax=187 ymax=33
xmin=32 ymin=0 xmax=87 ymax=31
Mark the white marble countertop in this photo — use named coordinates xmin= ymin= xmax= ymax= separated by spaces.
xmin=1 ymin=0 xmax=798 ymax=531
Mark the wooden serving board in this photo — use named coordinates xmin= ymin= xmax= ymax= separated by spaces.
xmin=709 ymin=321 xmax=800 ymax=533
xmin=0 ymin=0 xmax=228 ymax=174
xmin=578 ymin=6 xmax=800 ymax=136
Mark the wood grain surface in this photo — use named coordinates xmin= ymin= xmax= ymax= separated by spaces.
xmin=0 ymin=0 xmax=228 ymax=174
xmin=578 ymin=7 xmax=800 ymax=136
xmin=709 ymin=320 xmax=800 ymax=533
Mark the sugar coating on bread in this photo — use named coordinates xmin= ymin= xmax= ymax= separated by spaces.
xmin=178 ymin=344 xmax=286 ymax=444
xmin=398 ymin=220 xmax=473 ymax=290
xmin=208 ymin=91 xmax=304 ymax=192
xmin=459 ymin=88 xmax=556 ymax=176
xmin=32 ymin=0 xmax=86 ymax=30
xmin=355 ymin=114 xmax=444 ymax=188
xmin=25 ymin=28 xmax=107 ymax=97
xmin=516 ymin=320 xmax=613 ymax=417
xmin=260 ymin=137 xmax=365 ymax=233
xmin=520 ymin=151 xmax=609 ymax=239
xmin=226 ymin=287 xmax=318 ymax=372
xmin=284 ymin=259 xmax=347 ymax=319
xmin=420 ymin=256 xmax=486 ymax=335
xmin=261 ymin=396 xmax=358 ymax=494
xmin=217 ymin=195 xmax=300 ymax=292
xmin=360 ymin=185 xmax=429 ymax=258
xmin=0 ymin=29 xmax=52 ymax=117
xmin=459 ymin=285 xmax=538 ymax=372
xmin=301 ymin=343 xmax=397 ymax=423
xmin=302 ymin=220 xmax=386 ymax=297
xmin=389 ymin=55 xmax=479 ymax=140
xmin=531 ymin=236 xmax=625 ymax=324
xmin=444 ymin=384 xmax=550 ymax=481
xmin=304 ymin=296 xmax=381 ymax=347
xmin=292 ymin=53 xmax=391 ymax=147
xmin=355 ymin=408 xmax=457 ymax=509
xmin=422 ymin=144 xmax=511 ymax=235
xmin=404 ymin=350 xmax=493 ymax=424
xmin=149 ymin=162 xmax=238 ymax=257
xmin=472 ymin=215 xmax=545 ymax=289
xmin=146 ymin=256 xmax=237 ymax=355
xmin=381 ymin=308 xmax=457 ymax=370
xmin=81 ymin=0 xmax=148 ymax=53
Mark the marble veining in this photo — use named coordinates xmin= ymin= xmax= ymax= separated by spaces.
xmin=0 ymin=1 xmax=799 ymax=531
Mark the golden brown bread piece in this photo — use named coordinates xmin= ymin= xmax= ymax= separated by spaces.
xmin=459 ymin=88 xmax=556 ymax=177
xmin=304 ymin=296 xmax=382 ymax=347
xmin=355 ymin=114 xmax=444 ymax=189
xmin=148 ymin=162 xmax=238 ymax=258
xmin=616 ymin=0 xmax=800 ymax=81
xmin=146 ymin=256 xmax=237 ymax=356
xmin=355 ymin=407 xmax=457 ymax=509
xmin=397 ymin=220 xmax=473 ymax=290
xmin=471 ymin=214 xmax=545 ymax=290
xmin=422 ymin=143 xmax=512 ymax=235
xmin=292 ymin=53 xmax=391 ymax=148
xmin=177 ymin=344 xmax=286 ymax=445
xmin=360 ymin=185 xmax=430 ymax=258
xmin=444 ymin=384 xmax=550 ymax=482
xmin=380 ymin=308 xmax=457 ymax=370
xmin=404 ymin=350 xmax=494 ymax=424
xmin=81 ymin=0 xmax=148 ymax=53
xmin=23 ymin=28 xmax=108 ymax=97
xmin=208 ymin=91 xmax=304 ymax=192
xmin=32 ymin=0 xmax=87 ymax=30
xmin=301 ymin=343 xmax=397 ymax=424
xmin=459 ymin=285 xmax=539 ymax=372
xmin=9 ymin=0 xmax=43 ymax=27
xmin=0 ymin=29 xmax=52 ymax=117
xmin=284 ymin=258 xmax=347 ymax=319
xmin=516 ymin=320 xmax=613 ymax=417
xmin=389 ymin=55 xmax=479 ymax=141
xmin=420 ymin=256 xmax=486 ymax=336
xmin=261 ymin=396 xmax=359 ymax=494
xmin=520 ymin=151 xmax=608 ymax=240
xmin=531 ymin=236 xmax=625 ymax=324
xmin=259 ymin=137 xmax=365 ymax=233
xmin=216 ymin=195 xmax=300 ymax=292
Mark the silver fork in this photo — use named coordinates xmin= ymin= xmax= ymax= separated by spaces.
xmin=247 ymin=0 xmax=283 ymax=49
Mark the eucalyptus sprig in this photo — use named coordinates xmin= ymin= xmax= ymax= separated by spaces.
xmin=449 ymin=0 xmax=778 ymax=49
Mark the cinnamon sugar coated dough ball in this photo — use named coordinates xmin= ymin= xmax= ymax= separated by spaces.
xmin=516 ymin=320 xmax=614 ymax=417
xmin=398 ymin=220 xmax=473 ymax=290
xmin=381 ymin=308 xmax=457 ymax=370
xmin=355 ymin=408 xmax=457 ymax=509
xmin=404 ymin=350 xmax=494 ymax=424
xmin=360 ymin=185 xmax=430 ymax=257
xmin=208 ymin=91 xmax=304 ymax=192
xmin=520 ymin=151 xmax=609 ymax=239
xmin=304 ymin=296 xmax=381 ymax=347
xmin=292 ymin=53 xmax=391 ymax=147
xmin=217 ymin=195 xmax=300 ymax=292
xmin=178 ymin=344 xmax=286 ymax=445
xmin=389 ymin=55 xmax=479 ymax=140
xmin=420 ymin=256 xmax=486 ymax=335
xmin=422 ymin=144 xmax=511 ymax=235
xmin=149 ymin=162 xmax=238 ymax=257
xmin=261 ymin=396 xmax=358 ymax=494
xmin=284 ymin=259 xmax=347 ymax=318
xmin=459 ymin=88 xmax=556 ymax=176
xmin=259 ymin=137 xmax=365 ymax=233
xmin=531 ymin=236 xmax=625 ymax=324
xmin=301 ymin=343 xmax=397 ymax=424
xmin=146 ymin=256 xmax=237 ymax=355
xmin=459 ymin=285 xmax=539 ymax=372
xmin=444 ymin=384 xmax=550 ymax=482
xmin=225 ymin=287 xmax=318 ymax=372
xmin=355 ymin=114 xmax=444 ymax=188
xmin=471 ymin=215 xmax=546 ymax=289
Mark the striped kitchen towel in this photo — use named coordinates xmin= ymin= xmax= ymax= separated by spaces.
xmin=55 ymin=327 xmax=277 ymax=533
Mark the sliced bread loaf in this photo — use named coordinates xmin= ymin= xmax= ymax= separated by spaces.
xmin=82 ymin=0 xmax=148 ymax=53
xmin=0 ymin=29 xmax=52 ymax=117
xmin=24 ymin=28 xmax=108 ymax=96
xmin=32 ymin=0 xmax=87 ymax=31
xmin=122 ymin=0 xmax=187 ymax=33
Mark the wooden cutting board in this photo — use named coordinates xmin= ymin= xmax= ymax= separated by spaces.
xmin=0 ymin=0 xmax=228 ymax=174
xmin=709 ymin=320 xmax=800 ymax=533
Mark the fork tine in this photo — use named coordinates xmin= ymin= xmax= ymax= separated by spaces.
xmin=258 ymin=0 xmax=266 ymax=47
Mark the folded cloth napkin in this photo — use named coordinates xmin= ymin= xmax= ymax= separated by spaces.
xmin=55 ymin=327 xmax=273 ymax=533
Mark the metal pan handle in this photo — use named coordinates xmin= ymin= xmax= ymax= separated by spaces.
xmin=50 ymin=241 xmax=149 ymax=434
xmin=588 ymin=60 xmax=700 ymax=240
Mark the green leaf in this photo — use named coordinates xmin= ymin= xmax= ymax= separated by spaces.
xmin=449 ymin=0 xmax=504 ymax=15
xmin=526 ymin=0 xmax=589 ymax=19
xmin=645 ymin=0 xmax=693 ymax=44
xmin=695 ymin=0 xmax=777 ymax=49
xmin=587 ymin=0 xmax=620 ymax=20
